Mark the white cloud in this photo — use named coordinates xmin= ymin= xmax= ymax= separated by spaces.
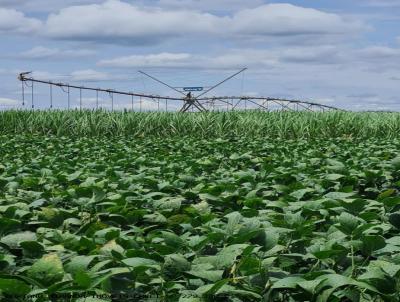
xmin=0 ymin=8 xmax=42 ymax=34
xmin=45 ymin=0 xmax=222 ymax=43
xmin=314 ymin=97 xmax=336 ymax=104
xmin=150 ymin=45 xmax=400 ymax=71
xmin=0 ymin=0 xmax=103 ymax=12
xmin=156 ymin=0 xmax=263 ymax=12
xmin=99 ymin=53 xmax=195 ymax=68
xmin=278 ymin=46 xmax=343 ymax=64
xmin=30 ymin=71 xmax=67 ymax=81
xmin=0 ymin=97 xmax=20 ymax=107
xmin=42 ymin=1 xmax=366 ymax=45
xmin=99 ymin=50 xmax=275 ymax=70
xmin=356 ymin=46 xmax=400 ymax=59
xmin=0 ymin=0 xmax=262 ymax=14
xmin=231 ymin=4 xmax=365 ymax=37
xmin=70 ymin=69 xmax=110 ymax=82
xmin=98 ymin=47 xmax=343 ymax=70
xmin=102 ymin=49 xmax=330 ymax=70
xmin=28 ymin=69 xmax=110 ymax=82
xmin=18 ymin=46 xmax=95 ymax=60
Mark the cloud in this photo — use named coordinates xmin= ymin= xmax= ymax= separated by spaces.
xmin=231 ymin=4 xmax=365 ymax=37
xmin=156 ymin=0 xmax=263 ymax=12
xmin=99 ymin=53 xmax=195 ymax=68
xmin=98 ymin=48 xmax=346 ymax=72
xmin=356 ymin=46 xmax=400 ymax=59
xmin=98 ymin=47 xmax=345 ymax=70
xmin=0 ymin=8 xmax=42 ymax=34
xmin=363 ymin=0 xmax=400 ymax=7
xmin=350 ymin=46 xmax=400 ymax=72
xmin=70 ymin=69 xmax=110 ymax=82
xmin=0 ymin=97 xmax=20 ymax=107
xmin=0 ymin=0 xmax=28 ymax=8
xmin=0 ymin=0 xmax=103 ymax=12
xmin=274 ymin=46 xmax=344 ymax=64
xmin=98 ymin=50 xmax=279 ymax=70
xmin=27 ymin=69 xmax=112 ymax=82
xmin=18 ymin=46 xmax=96 ymax=60
xmin=44 ymin=0 xmax=222 ymax=44
xmin=313 ymin=98 xmax=336 ymax=104
xmin=42 ymin=1 xmax=366 ymax=45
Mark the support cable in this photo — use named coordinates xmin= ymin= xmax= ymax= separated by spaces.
xmin=31 ymin=81 xmax=34 ymax=109
xmin=80 ymin=88 xmax=82 ymax=110
xmin=109 ymin=91 xmax=114 ymax=111
xmin=96 ymin=90 xmax=99 ymax=110
xmin=50 ymin=83 xmax=53 ymax=109
xmin=21 ymin=80 xmax=25 ymax=106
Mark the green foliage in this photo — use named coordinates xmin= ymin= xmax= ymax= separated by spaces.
xmin=27 ymin=254 xmax=64 ymax=286
xmin=1 ymin=110 xmax=400 ymax=138
xmin=0 ymin=133 xmax=400 ymax=301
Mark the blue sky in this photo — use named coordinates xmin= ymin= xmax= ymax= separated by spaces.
xmin=0 ymin=0 xmax=399 ymax=111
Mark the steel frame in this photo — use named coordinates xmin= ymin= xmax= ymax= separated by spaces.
xmin=18 ymin=72 xmax=343 ymax=112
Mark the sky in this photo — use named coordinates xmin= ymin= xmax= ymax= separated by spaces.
xmin=0 ymin=0 xmax=399 ymax=111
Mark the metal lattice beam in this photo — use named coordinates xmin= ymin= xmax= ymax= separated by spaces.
xmin=17 ymin=72 xmax=343 ymax=112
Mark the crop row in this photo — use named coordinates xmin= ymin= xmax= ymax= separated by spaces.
xmin=1 ymin=110 xmax=400 ymax=138
xmin=1 ymin=135 xmax=400 ymax=301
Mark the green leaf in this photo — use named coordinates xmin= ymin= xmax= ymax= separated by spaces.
xmin=325 ymin=192 xmax=355 ymax=200
xmin=316 ymin=274 xmax=353 ymax=301
xmin=65 ymin=255 xmax=98 ymax=274
xmin=338 ymin=212 xmax=359 ymax=235
xmin=325 ymin=174 xmax=345 ymax=181
xmin=100 ymin=240 xmax=124 ymax=258
xmin=298 ymin=279 xmax=323 ymax=294
xmin=164 ymin=254 xmax=191 ymax=276
xmin=94 ymin=227 xmax=120 ymax=242
xmin=20 ymin=241 xmax=44 ymax=257
xmin=378 ymin=189 xmax=396 ymax=200
xmin=252 ymin=230 xmax=278 ymax=251
xmin=161 ymin=231 xmax=185 ymax=248
xmin=27 ymin=254 xmax=64 ymax=287
xmin=178 ymin=296 xmax=202 ymax=302
xmin=203 ymin=279 xmax=231 ymax=296
xmin=389 ymin=212 xmax=400 ymax=229
xmin=67 ymin=171 xmax=82 ymax=182
xmin=0 ymin=278 xmax=30 ymax=295
xmin=326 ymin=159 xmax=346 ymax=170
xmin=0 ymin=231 xmax=37 ymax=249
xmin=391 ymin=157 xmax=400 ymax=170
xmin=196 ymin=279 xmax=231 ymax=296
xmin=74 ymin=271 xmax=92 ymax=289
xmin=361 ymin=235 xmax=386 ymax=255
xmin=186 ymin=270 xmax=224 ymax=282
xmin=121 ymin=257 xmax=159 ymax=268
xmin=89 ymin=188 xmax=106 ymax=204
xmin=226 ymin=212 xmax=242 ymax=235
xmin=290 ymin=188 xmax=314 ymax=200
xmin=272 ymin=276 xmax=305 ymax=289
xmin=154 ymin=197 xmax=183 ymax=210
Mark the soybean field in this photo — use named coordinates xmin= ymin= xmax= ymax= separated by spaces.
xmin=1 ymin=111 xmax=400 ymax=301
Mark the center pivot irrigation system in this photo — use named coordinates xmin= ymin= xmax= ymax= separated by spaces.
xmin=18 ymin=69 xmax=342 ymax=112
